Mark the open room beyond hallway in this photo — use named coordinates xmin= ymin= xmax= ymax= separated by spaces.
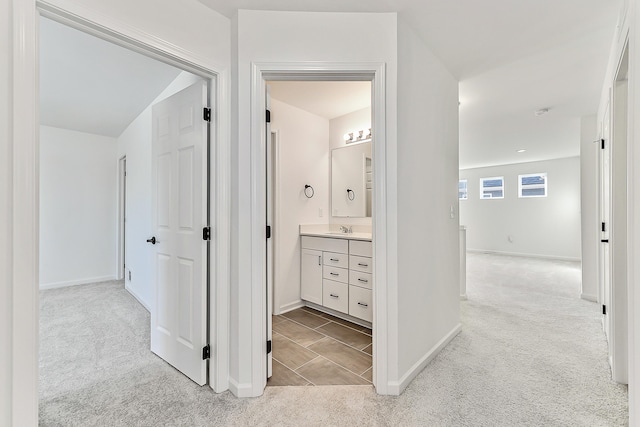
xmin=39 ymin=254 xmax=627 ymax=426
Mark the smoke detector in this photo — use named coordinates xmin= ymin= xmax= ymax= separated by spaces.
xmin=534 ymin=108 xmax=549 ymax=117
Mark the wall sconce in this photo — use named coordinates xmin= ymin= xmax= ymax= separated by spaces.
xmin=343 ymin=127 xmax=372 ymax=144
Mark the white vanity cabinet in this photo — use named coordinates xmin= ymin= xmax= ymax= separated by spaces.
xmin=300 ymin=235 xmax=373 ymax=323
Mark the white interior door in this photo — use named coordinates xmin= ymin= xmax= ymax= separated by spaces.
xmin=150 ymin=81 xmax=209 ymax=386
xmin=599 ymin=101 xmax=611 ymax=348
xmin=266 ymin=85 xmax=273 ymax=379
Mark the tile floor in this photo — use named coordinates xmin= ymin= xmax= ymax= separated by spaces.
xmin=267 ymin=306 xmax=372 ymax=386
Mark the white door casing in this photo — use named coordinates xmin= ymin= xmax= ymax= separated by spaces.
xmin=600 ymin=99 xmax=611 ymax=350
xmin=151 ymin=81 xmax=209 ymax=386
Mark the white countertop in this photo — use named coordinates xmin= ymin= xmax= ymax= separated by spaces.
xmin=300 ymin=230 xmax=372 ymax=241
xmin=299 ymin=224 xmax=372 ymax=242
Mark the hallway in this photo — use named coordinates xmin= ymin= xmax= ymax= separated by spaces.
xmin=39 ymin=253 xmax=627 ymax=426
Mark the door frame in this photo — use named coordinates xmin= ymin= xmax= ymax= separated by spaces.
xmin=11 ymin=0 xmax=230 ymax=422
xmin=117 ymin=156 xmax=126 ymax=280
xmin=250 ymin=62 xmax=389 ymax=394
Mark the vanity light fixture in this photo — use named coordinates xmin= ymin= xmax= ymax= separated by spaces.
xmin=343 ymin=128 xmax=372 ymax=144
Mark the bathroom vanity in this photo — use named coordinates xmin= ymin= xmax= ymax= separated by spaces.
xmin=300 ymin=229 xmax=373 ymax=324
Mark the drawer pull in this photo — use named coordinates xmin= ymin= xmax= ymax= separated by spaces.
xmin=330 ymin=293 xmax=339 ymax=298
xmin=357 ymin=302 xmax=368 ymax=307
xmin=330 ymin=258 xmax=339 ymax=262
xmin=358 ymin=262 xmax=369 ymax=267
xmin=358 ymin=278 xmax=368 ymax=283
xmin=318 ymin=256 xmax=321 ymax=266
xmin=330 ymin=272 xmax=339 ymax=276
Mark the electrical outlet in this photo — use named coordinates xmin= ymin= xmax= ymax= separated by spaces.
xmin=319 ymin=207 xmax=323 ymax=217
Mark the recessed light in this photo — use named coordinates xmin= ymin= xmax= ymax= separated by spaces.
xmin=516 ymin=149 xmax=526 ymax=153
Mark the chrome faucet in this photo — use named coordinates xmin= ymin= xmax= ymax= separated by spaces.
xmin=339 ymin=225 xmax=353 ymax=234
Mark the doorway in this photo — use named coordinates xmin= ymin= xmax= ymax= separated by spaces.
xmin=265 ymin=80 xmax=374 ymax=386
xmin=37 ymin=11 xmax=222 ymax=422
xmin=249 ymin=63 xmax=389 ymax=394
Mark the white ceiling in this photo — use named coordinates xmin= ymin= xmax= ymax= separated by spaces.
xmin=40 ymin=17 xmax=182 ymax=138
xmin=199 ymin=0 xmax=623 ymax=169
xmin=268 ymin=81 xmax=371 ymax=120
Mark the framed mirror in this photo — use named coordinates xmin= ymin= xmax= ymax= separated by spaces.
xmin=331 ymin=141 xmax=372 ymax=217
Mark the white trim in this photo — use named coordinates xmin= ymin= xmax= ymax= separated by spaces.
xmin=125 ymin=283 xmax=151 ymax=312
xmin=467 ymin=248 xmax=581 ymax=262
xmin=117 ymin=156 xmax=126 ymax=281
xmin=580 ymin=293 xmax=598 ymax=303
xmin=228 ymin=378 xmax=255 ymax=398
xmin=250 ymin=62 xmax=389 ymax=396
xmin=278 ymin=300 xmax=305 ymax=315
xmin=13 ymin=2 xmax=231 ymax=420
xmin=40 ymin=276 xmax=118 ymax=290
xmin=387 ymin=324 xmax=462 ymax=395
xmin=12 ymin=0 xmax=39 ymax=424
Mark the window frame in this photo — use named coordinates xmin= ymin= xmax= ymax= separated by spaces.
xmin=518 ymin=173 xmax=548 ymax=198
xmin=479 ymin=176 xmax=505 ymax=199
xmin=458 ymin=179 xmax=468 ymax=200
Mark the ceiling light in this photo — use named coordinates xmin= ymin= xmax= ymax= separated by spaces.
xmin=534 ymin=108 xmax=549 ymax=117
xmin=516 ymin=149 xmax=526 ymax=153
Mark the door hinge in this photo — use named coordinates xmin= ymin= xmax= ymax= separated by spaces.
xmin=603 ymin=305 xmax=607 ymax=315
xmin=202 ymin=344 xmax=210 ymax=360
xmin=203 ymin=107 xmax=212 ymax=122
xmin=266 ymin=225 xmax=272 ymax=239
xmin=602 ymin=222 xmax=606 ymax=232
xmin=601 ymin=139 xmax=605 ymax=149
xmin=267 ymin=340 xmax=272 ymax=354
xmin=203 ymin=226 xmax=211 ymax=241
xmin=266 ymin=109 xmax=271 ymax=123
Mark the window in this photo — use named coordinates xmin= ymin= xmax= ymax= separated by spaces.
xmin=519 ymin=173 xmax=547 ymax=198
xmin=480 ymin=176 xmax=504 ymax=199
xmin=458 ymin=179 xmax=468 ymax=200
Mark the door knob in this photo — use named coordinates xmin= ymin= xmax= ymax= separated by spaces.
xmin=146 ymin=236 xmax=156 ymax=245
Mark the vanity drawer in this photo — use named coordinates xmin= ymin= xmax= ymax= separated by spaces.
xmin=323 ymin=280 xmax=349 ymax=314
xmin=349 ymin=255 xmax=372 ymax=273
xmin=302 ymin=236 xmax=348 ymax=253
xmin=323 ymin=266 xmax=348 ymax=284
xmin=323 ymin=252 xmax=349 ymax=269
xmin=349 ymin=240 xmax=372 ymax=257
xmin=349 ymin=286 xmax=372 ymax=322
xmin=349 ymin=270 xmax=372 ymax=290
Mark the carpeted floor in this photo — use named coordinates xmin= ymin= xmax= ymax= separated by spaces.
xmin=39 ymin=253 xmax=628 ymax=426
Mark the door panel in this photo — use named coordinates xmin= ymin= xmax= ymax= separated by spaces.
xmin=151 ymin=81 xmax=208 ymax=386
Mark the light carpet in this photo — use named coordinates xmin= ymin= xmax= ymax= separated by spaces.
xmin=39 ymin=253 xmax=628 ymax=426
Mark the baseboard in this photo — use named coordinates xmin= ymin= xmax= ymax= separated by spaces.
xmin=580 ymin=293 xmax=597 ymax=302
xmin=228 ymin=377 xmax=258 ymax=398
xmin=387 ymin=323 xmax=462 ymax=395
xmin=276 ymin=300 xmax=304 ymax=315
xmin=39 ymin=275 xmax=117 ymax=290
xmin=467 ymin=248 xmax=581 ymax=262
xmin=125 ymin=283 xmax=151 ymax=312
xmin=460 ymin=294 xmax=468 ymax=300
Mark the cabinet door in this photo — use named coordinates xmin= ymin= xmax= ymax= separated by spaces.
xmin=301 ymin=249 xmax=323 ymax=305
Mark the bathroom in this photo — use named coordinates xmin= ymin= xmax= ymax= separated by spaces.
xmin=266 ymin=80 xmax=374 ymax=386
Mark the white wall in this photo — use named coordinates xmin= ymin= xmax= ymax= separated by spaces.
xmin=0 ymin=0 xmax=12 ymax=421
xmin=269 ymin=98 xmax=330 ymax=314
xmin=116 ymin=71 xmax=204 ymax=310
xmin=459 ymin=157 xmax=581 ymax=261
xmin=396 ymin=21 xmax=461 ymax=385
xmin=329 ymin=106 xmax=372 ymax=227
xmin=234 ymin=10 xmax=398 ymax=396
xmin=580 ymin=115 xmax=599 ymax=301
xmin=39 ymin=126 xmax=118 ymax=288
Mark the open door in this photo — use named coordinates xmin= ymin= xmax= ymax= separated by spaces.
xmin=266 ymin=85 xmax=273 ymax=379
xmin=600 ymin=100 xmax=611 ymax=350
xmin=150 ymin=80 xmax=209 ymax=386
